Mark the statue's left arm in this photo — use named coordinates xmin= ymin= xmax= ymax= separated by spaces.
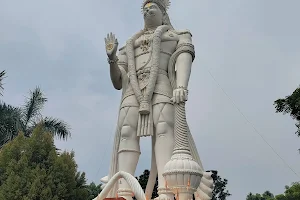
xmin=173 ymin=30 xmax=195 ymax=103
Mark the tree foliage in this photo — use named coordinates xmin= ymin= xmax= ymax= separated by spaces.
xmin=274 ymin=182 xmax=300 ymax=200
xmin=86 ymin=182 xmax=103 ymax=200
xmin=0 ymin=126 xmax=87 ymax=200
xmin=136 ymin=169 xmax=158 ymax=199
xmin=211 ymin=171 xmax=231 ymax=200
xmin=246 ymin=191 xmax=274 ymax=200
xmin=0 ymin=70 xmax=5 ymax=96
xmin=0 ymin=87 xmax=70 ymax=148
xmin=274 ymin=86 xmax=300 ymax=136
xmin=246 ymin=182 xmax=300 ymax=200
xmin=0 ymin=103 xmax=23 ymax=147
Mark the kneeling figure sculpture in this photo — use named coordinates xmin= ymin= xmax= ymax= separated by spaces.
xmin=96 ymin=1 xmax=214 ymax=200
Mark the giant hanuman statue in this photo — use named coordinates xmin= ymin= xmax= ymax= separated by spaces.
xmin=96 ymin=1 xmax=215 ymax=200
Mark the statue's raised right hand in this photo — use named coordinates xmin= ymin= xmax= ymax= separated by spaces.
xmin=105 ymin=32 xmax=118 ymax=58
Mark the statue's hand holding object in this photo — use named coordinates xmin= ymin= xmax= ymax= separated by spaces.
xmin=171 ymin=87 xmax=188 ymax=104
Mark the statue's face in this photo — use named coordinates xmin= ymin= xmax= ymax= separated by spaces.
xmin=143 ymin=2 xmax=163 ymax=26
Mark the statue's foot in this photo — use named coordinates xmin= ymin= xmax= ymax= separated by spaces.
xmin=155 ymin=194 xmax=174 ymax=200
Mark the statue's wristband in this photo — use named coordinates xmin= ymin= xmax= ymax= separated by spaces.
xmin=177 ymin=86 xmax=189 ymax=94
xmin=177 ymin=86 xmax=188 ymax=90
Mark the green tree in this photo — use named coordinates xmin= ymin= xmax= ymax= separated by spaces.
xmin=211 ymin=171 xmax=231 ymax=200
xmin=86 ymin=182 xmax=102 ymax=200
xmin=274 ymin=182 xmax=300 ymax=200
xmin=246 ymin=191 xmax=274 ymax=200
xmin=0 ymin=103 xmax=23 ymax=147
xmin=0 ymin=87 xmax=70 ymax=148
xmin=246 ymin=182 xmax=300 ymax=200
xmin=0 ymin=70 xmax=5 ymax=96
xmin=0 ymin=125 xmax=88 ymax=200
xmin=136 ymin=169 xmax=158 ymax=199
xmin=274 ymin=86 xmax=300 ymax=137
xmin=74 ymin=172 xmax=90 ymax=199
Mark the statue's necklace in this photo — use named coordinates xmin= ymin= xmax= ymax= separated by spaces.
xmin=126 ymin=25 xmax=170 ymax=107
xmin=140 ymin=30 xmax=154 ymax=52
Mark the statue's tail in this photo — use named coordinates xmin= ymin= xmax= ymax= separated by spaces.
xmin=145 ymin=135 xmax=157 ymax=200
xmin=195 ymin=171 xmax=214 ymax=200
xmin=104 ymin=66 xmax=129 ymax=197
xmin=96 ymin=171 xmax=146 ymax=200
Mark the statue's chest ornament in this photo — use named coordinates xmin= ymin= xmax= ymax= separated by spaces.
xmin=137 ymin=68 xmax=150 ymax=82
xmin=139 ymin=30 xmax=176 ymax=53
xmin=140 ymin=38 xmax=151 ymax=52
xmin=140 ymin=30 xmax=154 ymax=52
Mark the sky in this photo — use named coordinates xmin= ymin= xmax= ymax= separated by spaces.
xmin=1 ymin=0 xmax=300 ymax=199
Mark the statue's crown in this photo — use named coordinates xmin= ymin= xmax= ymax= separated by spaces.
xmin=142 ymin=0 xmax=171 ymax=12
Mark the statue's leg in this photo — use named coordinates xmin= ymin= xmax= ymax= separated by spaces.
xmin=153 ymin=102 xmax=175 ymax=200
xmin=117 ymin=105 xmax=140 ymax=200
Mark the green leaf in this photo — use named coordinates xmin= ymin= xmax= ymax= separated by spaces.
xmin=23 ymin=87 xmax=47 ymax=128
xmin=0 ymin=70 xmax=6 ymax=96
xmin=0 ymin=127 xmax=89 ymax=199
xmin=0 ymin=102 xmax=24 ymax=148
xmin=274 ymin=85 xmax=300 ymax=145
xmin=42 ymin=117 xmax=71 ymax=140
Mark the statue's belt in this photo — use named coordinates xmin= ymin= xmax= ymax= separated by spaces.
xmin=122 ymin=68 xmax=172 ymax=103
xmin=136 ymin=67 xmax=168 ymax=82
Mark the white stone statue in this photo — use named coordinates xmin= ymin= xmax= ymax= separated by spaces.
xmin=97 ymin=1 xmax=214 ymax=200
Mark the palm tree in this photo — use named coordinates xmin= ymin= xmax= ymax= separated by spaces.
xmin=0 ymin=70 xmax=5 ymax=96
xmin=0 ymin=87 xmax=70 ymax=147
xmin=0 ymin=103 xmax=23 ymax=147
xmin=21 ymin=87 xmax=70 ymax=138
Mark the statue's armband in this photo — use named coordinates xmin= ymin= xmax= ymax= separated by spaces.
xmin=117 ymin=46 xmax=128 ymax=72
xmin=175 ymin=30 xmax=195 ymax=62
